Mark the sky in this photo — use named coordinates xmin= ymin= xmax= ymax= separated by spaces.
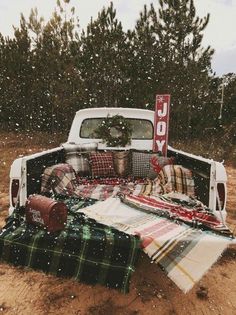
xmin=0 ymin=0 xmax=236 ymax=76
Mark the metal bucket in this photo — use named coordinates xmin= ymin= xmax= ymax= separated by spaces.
xmin=25 ymin=195 xmax=67 ymax=232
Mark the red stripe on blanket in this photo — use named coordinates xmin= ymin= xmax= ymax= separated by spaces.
xmin=128 ymin=195 xmax=179 ymax=210
xmin=150 ymin=223 xmax=180 ymax=239
xmin=137 ymin=222 xmax=179 ymax=238
xmin=122 ymin=194 xmax=231 ymax=234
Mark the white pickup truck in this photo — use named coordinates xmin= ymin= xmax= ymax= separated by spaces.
xmin=9 ymin=107 xmax=227 ymax=222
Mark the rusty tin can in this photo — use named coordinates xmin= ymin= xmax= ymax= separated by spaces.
xmin=25 ymin=195 xmax=67 ymax=232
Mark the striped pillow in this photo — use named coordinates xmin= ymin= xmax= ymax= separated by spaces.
xmin=64 ymin=143 xmax=97 ymax=176
xmin=113 ymin=151 xmax=131 ymax=177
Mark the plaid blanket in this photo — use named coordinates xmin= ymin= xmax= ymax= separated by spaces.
xmin=76 ymin=197 xmax=233 ymax=293
xmin=75 ymin=178 xmax=147 ymax=200
xmin=120 ymin=194 xmax=232 ymax=235
xmin=0 ymin=198 xmax=140 ymax=293
xmin=134 ymin=215 xmax=231 ymax=293
xmin=156 ymin=165 xmax=195 ymax=197
xmin=41 ymin=163 xmax=77 ymax=196
xmin=41 ymin=163 xmax=120 ymax=200
xmin=41 ymin=163 xmax=195 ymax=202
xmin=41 ymin=164 xmax=146 ymax=201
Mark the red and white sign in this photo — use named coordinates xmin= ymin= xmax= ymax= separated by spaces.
xmin=153 ymin=94 xmax=171 ymax=156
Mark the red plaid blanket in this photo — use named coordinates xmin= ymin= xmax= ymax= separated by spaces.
xmin=41 ymin=164 xmax=146 ymax=200
xmin=120 ymin=194 xmax=231 ymax=235
xmin=74 ymin=178 xmax=145 ymax=200
xmin=76 ymin=177 xmax=145 ymax=186
xmin=41 ymin=163 xmax=77 ymax=196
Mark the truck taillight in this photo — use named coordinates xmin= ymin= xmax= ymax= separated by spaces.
xmin=11 ymin=179 xmax=20 ymax=207
xmin=216 ymin=183 xmax=225 ymax=210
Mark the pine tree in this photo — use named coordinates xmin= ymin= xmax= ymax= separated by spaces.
xmin=0 ymin=16 xmax=32 ymax=130
xmin=129 ymin=5 xmax=162 ymax=109
xmin=77 ymin=2 xmax=129 ymax=108
xmin=156 ymin=0 xmax=214 ymax=138
xmin=221 ymin=73 xmax=236 ymax=125
xmin=26 ymin=0 xmax=80 ymax=132
xmin=0 ymin=0 xmax=226 ymax=140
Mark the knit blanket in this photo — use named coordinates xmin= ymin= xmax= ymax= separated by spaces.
xmin=0 ymin=198 xmax=140 ymax=293
xmin=74 ymin=197 xmax=233 ymax=293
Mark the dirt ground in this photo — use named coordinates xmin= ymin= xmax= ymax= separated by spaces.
xmin=0 ymin=133 xmax=236 ymax=315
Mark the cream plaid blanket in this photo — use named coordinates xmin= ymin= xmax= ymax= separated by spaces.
xmin=73 ymin=197 xmax=232 ymax=293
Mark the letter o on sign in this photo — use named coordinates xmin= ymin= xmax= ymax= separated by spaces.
xmin=156 ymin=121 xmax=166 ymax=136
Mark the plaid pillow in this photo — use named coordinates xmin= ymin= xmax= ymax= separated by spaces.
xmin=113 ymin=151 xmax=131 ymax=177
xmin=41 ymin=163 xmax=77 ymax=195
xmin=132 ymin=152 xmax=153 ymax=178
xmin=90 ymin=152 xmax=116 ymax=178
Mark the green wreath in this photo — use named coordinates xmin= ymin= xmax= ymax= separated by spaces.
xmin=95 ymin=115 xmax=132 ymax=147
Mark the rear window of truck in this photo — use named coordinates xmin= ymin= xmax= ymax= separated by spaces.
xmin=80 ymin=118 xmax=153 ymax=140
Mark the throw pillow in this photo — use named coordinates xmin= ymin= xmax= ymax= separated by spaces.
xmin=90 ymin=152 xmax=116 ymax=178
xmin=132 ymin=151 xmax=174 ymax=179
xmin=113 ymin=151 xmax=131 ymax=177
xmin=131 ymin=151 xmax=153 ymax=178
xmin=64 ymin=142 xmax=97 ymax=176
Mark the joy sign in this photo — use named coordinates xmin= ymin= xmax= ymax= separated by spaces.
xmin=153 ymin=94 xmax=170 ymax=156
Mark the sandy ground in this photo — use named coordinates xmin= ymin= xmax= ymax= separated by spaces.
xmin=0 ymin=134 xmax=236 ymax=315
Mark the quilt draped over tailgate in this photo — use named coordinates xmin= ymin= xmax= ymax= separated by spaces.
xmin=74 ymin=197 xmax=233 ymax=293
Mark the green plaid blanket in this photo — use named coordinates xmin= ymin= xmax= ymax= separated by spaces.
xmin=0 ymin=197 xmax=140 ymax=293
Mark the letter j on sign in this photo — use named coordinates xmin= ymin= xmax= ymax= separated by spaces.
xmin=153 ymin=94 xmax=170 ymax=156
